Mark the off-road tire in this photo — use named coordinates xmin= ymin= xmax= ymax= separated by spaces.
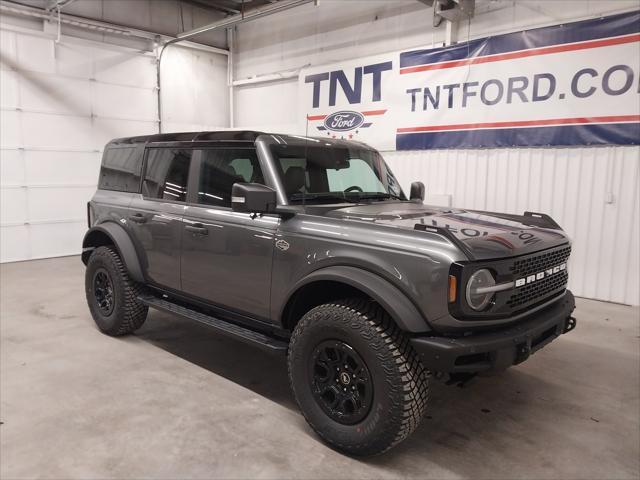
xmin=85 ymin=246 xmax=148 ymax=336
xmin=288 ymin=298 xmax=430 ymax=456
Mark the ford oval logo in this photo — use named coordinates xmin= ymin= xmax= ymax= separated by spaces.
xmin=323 ymin=111 xmax=364 ymax=132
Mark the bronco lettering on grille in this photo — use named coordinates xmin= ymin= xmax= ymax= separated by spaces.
xmin=515 ymin=262 xmax=567 ymax=287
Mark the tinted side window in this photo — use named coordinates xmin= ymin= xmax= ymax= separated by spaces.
xmin=143 ymin=148 xmax=192 ymax=202
xmin=197 ymin=149 xmax=263 ymax=207
xmin=98 ymin=146 xmax=142 ymax=192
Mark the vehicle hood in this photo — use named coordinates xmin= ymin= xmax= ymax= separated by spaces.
xmin=318 ymin=202 xmax=569 ymax=260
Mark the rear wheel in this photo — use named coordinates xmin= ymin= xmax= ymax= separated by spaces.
xmin=288 ymin=298 xmax=429 ymax=456
xmin=85 ymin=246 xmax=148 ymax=336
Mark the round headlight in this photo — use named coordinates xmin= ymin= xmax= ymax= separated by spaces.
xmin=466 ymin=269 xmax=495 ymax=311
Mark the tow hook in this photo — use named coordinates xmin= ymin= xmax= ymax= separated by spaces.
xmin=515 ymin=343 xmax=531 ymax=364
xmin=563 ymin=316 xmax=577 ymax=334
xmin=445 ymin=372 xmax=477 ymax=388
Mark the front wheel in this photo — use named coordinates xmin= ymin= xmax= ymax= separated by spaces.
xmin=288 ymin=298 xmax=430 ymax=456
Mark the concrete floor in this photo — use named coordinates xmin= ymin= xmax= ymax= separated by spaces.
xmin=1 ymin=256 xmax=638 ymax=480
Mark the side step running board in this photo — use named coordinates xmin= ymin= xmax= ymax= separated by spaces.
xmin=138 ymin=295 xmax=288 ymax=353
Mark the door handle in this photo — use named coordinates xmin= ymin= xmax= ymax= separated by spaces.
xmin=128 ymin=213 xmax=147 ymax=224
xmin=185 ymin=223 xmax=208 ymax=235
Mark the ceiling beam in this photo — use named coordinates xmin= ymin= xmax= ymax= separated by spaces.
xmin=181 ymin=0 xmax=241 ymax=15
xmin=45 ymin=0 xmax=77 ymax=12
xmin=172 ymin=0 xmax=315 ymax=44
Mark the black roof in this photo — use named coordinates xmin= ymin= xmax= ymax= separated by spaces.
xmin=109 ymin=130 xmax=265 ymax=145
xmin=108 ymin=130 xmax=372 ymax=149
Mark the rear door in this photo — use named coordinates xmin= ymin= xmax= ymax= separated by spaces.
xmin=180 ymin=147 xmax=278 ymax=321
xmin=128 ymin=146 xmax=193 ymax=290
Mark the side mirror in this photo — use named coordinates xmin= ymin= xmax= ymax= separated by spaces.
xmin=410 ymin=181 xmax=425 ymax=202
xmin=231 ymin=183 xmax=277 ymax=214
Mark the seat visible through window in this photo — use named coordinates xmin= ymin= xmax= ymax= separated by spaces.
xmin=197 ymin=149 xmax=264 ymax=207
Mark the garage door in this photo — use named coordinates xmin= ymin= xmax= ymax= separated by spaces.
xmin=0 ymin=28 xmax=158 ymax=262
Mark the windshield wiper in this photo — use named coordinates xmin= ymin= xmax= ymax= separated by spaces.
xmin=355 ymin=193 xmax=404 ymax=201
xmin=289 ymin=193 xmax=358 ymax=204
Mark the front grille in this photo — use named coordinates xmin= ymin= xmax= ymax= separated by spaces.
xmin=509 ymin=246 xmax=571 ymax=277
xmin=451 ymin=244 xmax=572 ymax=320
xmin=507 ymin=270 xmax=569 ymax=308
xmin=506 ymin=246 xmax=571 ymax=311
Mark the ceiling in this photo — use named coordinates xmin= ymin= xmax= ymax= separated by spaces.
xmin=180 ymin=0 xmax=278 ymax=16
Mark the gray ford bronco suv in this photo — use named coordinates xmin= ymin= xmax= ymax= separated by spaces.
xmin=83 ymin=130 xmax=576 ymax=456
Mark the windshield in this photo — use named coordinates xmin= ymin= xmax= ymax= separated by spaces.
xmin=269 ymin=144 xmax=405 ymax=204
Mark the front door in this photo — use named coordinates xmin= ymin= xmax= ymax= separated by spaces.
xmin=128 ymin=147 xmax=193 ymax=290
xmin=180 ymin=148 xmax=278 ymax=321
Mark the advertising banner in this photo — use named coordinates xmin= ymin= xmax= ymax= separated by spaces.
xmin=299 ymin=11 xmax=640 ymax=150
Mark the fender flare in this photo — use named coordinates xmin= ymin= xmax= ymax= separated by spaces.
xmin=282 ymin=265 xmax=431 ymax=333
xmin=82 ymin=223 xmax=145 ymax=283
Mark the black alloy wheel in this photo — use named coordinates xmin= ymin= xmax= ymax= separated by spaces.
xmin=310 ymin=340 xmax=373 ymax=425
xmin=93 ymin=268 xmax=115 ymax=316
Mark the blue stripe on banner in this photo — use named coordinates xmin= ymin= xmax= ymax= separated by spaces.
xmin=395 ymin=123 xmax=640 ymax=150
xmin=400 ymin=10 xmax=640 ymax=69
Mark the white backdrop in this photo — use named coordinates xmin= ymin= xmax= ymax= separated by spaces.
xmin=0 ymin=26 xmax=228 ymax=263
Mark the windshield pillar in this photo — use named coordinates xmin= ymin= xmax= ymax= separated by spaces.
xmin=255 ymin=136 xmax=289 ymax=205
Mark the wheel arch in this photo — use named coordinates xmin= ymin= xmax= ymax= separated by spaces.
xmin=280 ymin=266 xmax=431 ymax=333
xmin=82 ymin=223 xmax=144 ymax=283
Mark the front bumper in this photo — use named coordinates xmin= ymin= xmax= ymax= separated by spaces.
xmin=410 ymin=290 xmax=576 ymax=373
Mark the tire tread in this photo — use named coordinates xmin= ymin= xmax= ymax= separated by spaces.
xmin=86 ymin=246 xmax=147 ymax=336
xmin=288 ymin=298 xmax=430 ymax=456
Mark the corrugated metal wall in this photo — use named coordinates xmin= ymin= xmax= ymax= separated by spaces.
xmin=384 ymin=147 xmax=640 ymax=305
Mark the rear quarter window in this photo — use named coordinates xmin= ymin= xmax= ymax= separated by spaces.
xmin=98 ymin=146 xmax=143 ymax=192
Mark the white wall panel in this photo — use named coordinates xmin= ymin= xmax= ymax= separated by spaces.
xmin=21 ymin=112 xmax=94 ymax=150
xmin=0 ymin=225 xmax=29 ymax=263
xmin=92 ymin=118 xmax=157 ymax=148
xmin=383 ymin=146 xmax=640 ymax=305
xmin=161 ymin=46 xmax=229 ymax=129
xmin=0 ymin=150 xmax=24 ymax=185
xmin=15 ymin=34 xmax=56 ymax=74
xmin=24 ymin=151 xmax=101 ymax=186
xmin=92 ymin=50 xmax=156 ymax=88
xmin=0 ymin=187 xmax=27 ymax=225
xmin=28 ymin=186 xmax=95 ymax=222
xmin=0 ymin=111 xmax=21 ymax=148
xmin=54 ymin=42 xmax=94 ymax=79
xmin=92 ymin=83 xmax=157 ymax=120
xmin=29 ymin=221 xmax=87 ymax=260
xmin=19 ymin=73 xmax=91 ymax=115
xmin=0 ymin=26 xmax=229 ymax=263
xmin=0 ymin=70 xmax=19 ymax=108
xmin=234 ymin=79 xmax=298 ymax=133
xmin=0 ymin=29 xmax=17 ymax=69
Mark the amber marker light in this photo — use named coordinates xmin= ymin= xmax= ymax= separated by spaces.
xmin=448 ymin=275 xmax=457 ymax=303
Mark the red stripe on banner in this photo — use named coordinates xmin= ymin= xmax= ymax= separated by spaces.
xmin=307 ymin=109 xmax=387 ymax=121
xmin=361 ymin=109 xmax=387 ymax=116
xmin=396 ymin=115 xmax=640 ymax=134
xmin=399 ymin=33 xmax=640 ymax=74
